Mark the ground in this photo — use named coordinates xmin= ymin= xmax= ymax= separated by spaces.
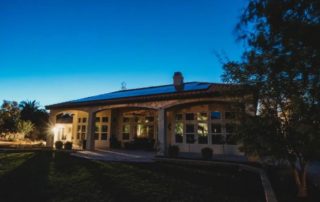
xmin=0 ymin=151 xmax=265 ymax=202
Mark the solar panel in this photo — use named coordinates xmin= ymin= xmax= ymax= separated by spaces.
xmin=70 ymin=82 xmax=211 ymax=103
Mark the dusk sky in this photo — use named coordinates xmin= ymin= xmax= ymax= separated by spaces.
xmin=0 ymin=0 xmax=247 ymax=107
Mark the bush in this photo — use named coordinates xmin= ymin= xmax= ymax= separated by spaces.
xmin=168 ymin=145 xmax=179 ymax=158
xmin=55 ymin=141 xmax=63 ymax=149
xmin=201 ymin=147 xmax=213 ymax=160
xmin=64 ymin=141 xmax=73 ymax=150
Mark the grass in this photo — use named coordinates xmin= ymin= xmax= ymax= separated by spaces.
xmin=0 ymin=151 xmax=265 ymax=202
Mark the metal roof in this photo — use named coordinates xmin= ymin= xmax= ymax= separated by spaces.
xmin=70 ymin=82 xmax=211 ymax=103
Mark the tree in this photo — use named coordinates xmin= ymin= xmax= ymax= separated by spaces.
xmin=222 ymin=0 xmax=320 ymax=197
xmin=0 ymin=100 xmax=20 ymax=134
xmin=19 ymin=100 xmax=49 ymax=140
xmin=17 ymin=120 xmax=34 ymax=139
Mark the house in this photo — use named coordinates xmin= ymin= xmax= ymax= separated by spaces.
xmin=46 ymin=72 xmax=256 ymax=156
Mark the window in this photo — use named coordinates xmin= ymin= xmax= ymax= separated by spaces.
xmin=197 ymin=123 xmax=208 ymax=144
xmin=94 ymin=125 xmax=99 ymax=140
xmin=101 ymin=125 xmax=108 ymax=140
xmin=197 ymin=112 xmax=208 ymax=121
xmin=211 ymin=124 xmax=221 ymax=133
xmin=175 ymin=114 xmax=183 ymax=121
xmin=211 ymin=111 xmax=221 ymax=120
xmin=122 ymin=124 xmax=130 ymax=140
xmin=95 ymin=117 xmax=101 ymax=122
xmin=82 ymin=118 xmax=87 ymax=123
xmin=78 ymin=118 xmax=81 ymax=123
xmin=102 ymin=117 xmax=108 ymax=123
xmin=77 ymin=125 xmax=81 ymax=139
xmin=225 ymin=112 xmax=236 ymax=119
xmin=186 ymin=124 xmax=195 ymax=144
xmin=185 ymin=113 xmax=195 ymax=121
xmin=212 ymin=135 xmax=225 ymax=144
xmin=186 ymin=124 xmax=195 ymax=133
xmin=175 ymin=122 xmax=183 ymax=143
xmin=186 ymin=134 xmax=195 ymax=143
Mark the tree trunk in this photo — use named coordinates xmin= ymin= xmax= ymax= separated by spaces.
xmin=293 ymin=166 xmax=308 ymax=198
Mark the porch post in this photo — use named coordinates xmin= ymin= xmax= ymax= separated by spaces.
xmin=157 ymin=108 xmax=167 ymax=156
xmin=86 ymin=111 xmax=96 ymax=151
xmin=47 ymin=111 xmax=57 ymax=148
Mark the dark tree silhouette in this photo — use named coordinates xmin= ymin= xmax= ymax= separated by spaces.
xmin=222 ymin=0 xmax=320 ymax=197
xmin=19 ymin=100 xmax=49 ymax=140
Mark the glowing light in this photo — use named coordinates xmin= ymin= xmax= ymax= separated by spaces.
xmin=51 ymin=126 xmax=59 ymax=135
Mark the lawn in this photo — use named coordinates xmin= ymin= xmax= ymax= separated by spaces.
xmin=0 ymin=151 xmax=265 ymax=202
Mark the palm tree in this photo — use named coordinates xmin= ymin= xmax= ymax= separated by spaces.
xmin=19 ymin=100 xmax=49 ymax=140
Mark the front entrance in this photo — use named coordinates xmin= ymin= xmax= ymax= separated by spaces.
xmin=53 ymin=123 xmax=73 ymax=144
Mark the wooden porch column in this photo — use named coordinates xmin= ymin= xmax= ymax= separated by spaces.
xmin=86 ymin=111 xmax=96 ymax=151
xmin=157 ymin=108 xmax=167 ymax=156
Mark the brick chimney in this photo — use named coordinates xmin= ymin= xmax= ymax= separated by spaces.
xmin=173 ymin=72 xmax=184 ymax=91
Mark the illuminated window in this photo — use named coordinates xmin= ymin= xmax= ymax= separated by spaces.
xmin=175 ymin=122 xmax=183 ymax=143
xmin=122 ymin=124 xmax=130 ymax=140
xmin=197 ymin=112 xmax=208 ymax=121
xmin=197 ymin=123 xmax=208 ymax=144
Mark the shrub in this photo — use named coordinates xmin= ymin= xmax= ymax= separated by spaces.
xmin=201 ymin=147 xmax=213 ymax=160
xmin=64 ymin=141 xmax=73 ymax=150
xmin=55 ymin=141 xmax=63 ymax=149
xmin=168 ymin=145 xmax=179 ymax=158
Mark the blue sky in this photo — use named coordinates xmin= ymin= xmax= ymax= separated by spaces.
xmin=0 ymin=0 xmax=247 ymax=107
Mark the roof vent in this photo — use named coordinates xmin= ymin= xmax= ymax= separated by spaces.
xmin=173 ymin=72 xmax=184 ymax=91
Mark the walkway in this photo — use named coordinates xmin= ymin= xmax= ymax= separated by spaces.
xmin=71 ymin=149 xmax=156 ymax=163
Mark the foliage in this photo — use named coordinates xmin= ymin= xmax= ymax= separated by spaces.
xmin=168 ymin=145 xmax=179 ymax=158
xmin=55 ymin=141 xmax=63 ymax=149
xmin=19 ymin=100 xmax=49 ymax=140
xmin=64 ymin=141 xmax=73 ymax=150
xmin=222 ymin=0 xmax=320 ymax=197
xmin=0 ymin=101 xmax=20 ymax=133
xmin=17 ymin=120 xmax=34 ymax=137
xmin=201 ymin=147 xmax=213 ymax=160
